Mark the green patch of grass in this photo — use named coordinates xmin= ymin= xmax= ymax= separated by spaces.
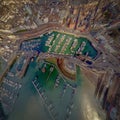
xmin=14 ymin=29 xmax=28 ymax=34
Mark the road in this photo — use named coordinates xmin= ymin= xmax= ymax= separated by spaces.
xmin=14 ymin=22 xmax=120 ymax=76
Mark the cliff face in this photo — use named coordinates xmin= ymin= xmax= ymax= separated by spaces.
xmin=115 ymin=85 xmax=120 ymax=120
xmin=81 ymin=66 xmax=120 ymax=120
xmin=108 ymin=74 xmax=120 ymax=119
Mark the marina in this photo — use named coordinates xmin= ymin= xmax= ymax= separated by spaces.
xmin=0 ymin=55 xmax=84 ymax=120
xmin=0 ymin=31 xmax=103 ymax=120
xmin=20 ymin=31 xmax=98 ymax=59
xmin=0 ymin=0 xmax=119 ymax=120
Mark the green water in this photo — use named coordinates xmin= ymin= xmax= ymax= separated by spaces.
xmin=5 ymin=31 xmax=98 ymax=120
xmin=7 ymin=59 xmax=83 ymax=120
xmin=36 ymin=62 xmax=59 ymax=89
xmin=44 ymin=31 xmax=98 ymax=58
xmin=21 ymin=31 xmax=98 ymax=59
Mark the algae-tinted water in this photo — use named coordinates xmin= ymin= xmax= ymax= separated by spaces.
xmin=7 ymin=59 xmax=84 ymax=120
xmin=20 ymin=31 xmax=98 ymax=59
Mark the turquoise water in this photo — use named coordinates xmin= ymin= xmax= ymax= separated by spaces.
xmin=20 ymin=31 xmax=98 ymax=59
xmin=7 ymin=59 xmax=84 ymax=120
xmin=1 ymin=31 xmax=98 ymax=120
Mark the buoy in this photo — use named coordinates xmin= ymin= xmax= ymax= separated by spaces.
xmin=42 ymin=67 xmax=46 ymax=73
